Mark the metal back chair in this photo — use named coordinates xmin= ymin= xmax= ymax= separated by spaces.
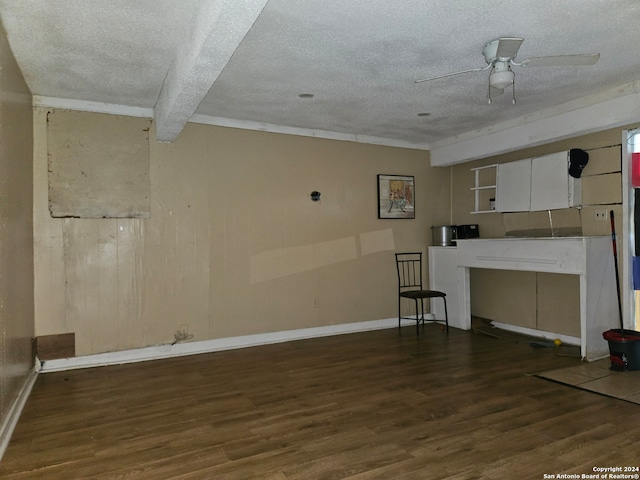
xmin=395 ymin=252 xmax=448 ymax=334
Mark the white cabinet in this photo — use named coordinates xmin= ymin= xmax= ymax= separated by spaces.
xmin=428 ymin=246 xmax=468 ymax=330
xmin=495 ymin=158 xmax=531 ymax=212
xmin=493 ymin=151 xmax=581 ymax=212
xmin=530 ymin=151 xmax=580 ymax=210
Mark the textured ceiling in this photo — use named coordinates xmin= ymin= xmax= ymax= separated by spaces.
xmin=1 ymin=0 xmax=639 ymax=153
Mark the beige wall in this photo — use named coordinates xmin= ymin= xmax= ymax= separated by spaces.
xmin=450 ymin=129 xmax=630 ymax=334
xmin=34 ymin=110 xmax=450 ymax=356
xmin=0 ymin=27 xmax=34 ymax=427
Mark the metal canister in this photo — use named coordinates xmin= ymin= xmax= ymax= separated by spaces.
xmin=431 ymin=225 xmax=457 ymax=246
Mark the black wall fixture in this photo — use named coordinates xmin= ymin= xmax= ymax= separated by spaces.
xmin=310 ymin=191 xmax=321 ymax=202
xmin=569 ymin=148 xmax=589 ymax=178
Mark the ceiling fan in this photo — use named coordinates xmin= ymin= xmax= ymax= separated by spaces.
xmin=415 ymin=37 xmax=600 ymax=104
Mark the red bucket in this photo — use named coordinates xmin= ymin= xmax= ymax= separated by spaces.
xmin=602 ymin=329 xmax=640 ymax=371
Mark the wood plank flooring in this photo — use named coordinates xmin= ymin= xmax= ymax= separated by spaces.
xmin=1 ymin=325 xmax=639 ymax=479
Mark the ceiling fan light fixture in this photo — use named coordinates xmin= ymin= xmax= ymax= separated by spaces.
xmin=489 ymin=69 xmax=514 ymax=89
xmin=415 ymin=36 xmax=599 ymax=104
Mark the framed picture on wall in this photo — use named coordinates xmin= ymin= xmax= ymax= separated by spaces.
xmin=377 ymin=174 xmax=415 ymax=219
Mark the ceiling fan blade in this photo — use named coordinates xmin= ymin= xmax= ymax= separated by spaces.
xmin=415 ymin=66 xmax=488 ymax=83
xmin=495 ymin=37 xmax=524 ymax=59
xmin=520 ymin=53 xmax=600 ymax=67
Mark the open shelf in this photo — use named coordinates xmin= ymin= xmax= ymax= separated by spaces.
xmin=470 ymin=164 xmax=498 ymax=213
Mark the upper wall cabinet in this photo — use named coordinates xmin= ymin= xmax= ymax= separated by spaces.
xmin=495 ymin=158 xmax=531 ymax=212
xmin=495 ymin=151 xmax=581 ymax=213
xmin=530 ymin=151 xmax=581 ymax=211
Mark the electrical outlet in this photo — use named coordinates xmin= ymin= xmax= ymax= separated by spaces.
xmin=594 ymin=209 xmax=608 ymax=222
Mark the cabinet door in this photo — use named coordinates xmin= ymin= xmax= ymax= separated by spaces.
xmin=530 ymin=151 xmax=571 ymax=211
xmin=495 ymin=158 xmax=531 ymax=212
xmin=428 ymin=247 xmax=468 ymax=330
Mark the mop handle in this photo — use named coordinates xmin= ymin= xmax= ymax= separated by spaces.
xmin=610 ymin=210 xmax=624 ymax=334
xmin=610 ymin=212 xmax=617 ymax=256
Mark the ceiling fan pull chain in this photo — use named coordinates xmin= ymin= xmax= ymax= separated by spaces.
xmin=487 ymin=69 xmax=493 ymax=104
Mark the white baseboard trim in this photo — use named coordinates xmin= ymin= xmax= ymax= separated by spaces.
xmin=40 ymin=318 xmax=399 ymax=373
xmin=0 ymin=365 xmax=38 ymax=462
xmin=491 ymin=322 xmax=580 ymax=346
